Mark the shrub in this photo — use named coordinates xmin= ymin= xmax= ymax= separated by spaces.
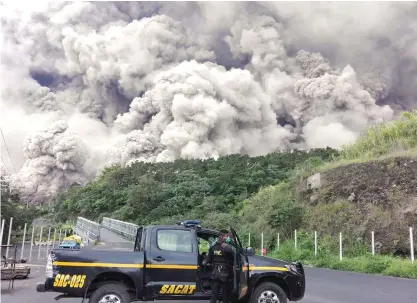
xmin=270 ymin=235 xmax=416 ymax=279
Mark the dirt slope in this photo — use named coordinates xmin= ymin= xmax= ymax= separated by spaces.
xmin=304 ymin=157 xmax=417 ymax=254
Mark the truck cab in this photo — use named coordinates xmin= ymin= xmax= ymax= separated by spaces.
xmin=134 ymin=221 xmax=250 ymax=300
xmin=36 ymin=220 xmax=306 ymax=303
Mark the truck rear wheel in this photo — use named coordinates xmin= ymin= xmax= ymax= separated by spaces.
xmin=250 ymin=282 xmax=287 ymax=303
xmin=89 ymin=283 xmax=132 ymax=303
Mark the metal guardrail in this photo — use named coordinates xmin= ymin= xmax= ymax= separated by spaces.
xmin=102 ymin=217 xmax=138 ymax=242
xmin=75 ymin=217 xmax=100 ymax=242
xmin=73 ymin=225 xmax=95 ymax=244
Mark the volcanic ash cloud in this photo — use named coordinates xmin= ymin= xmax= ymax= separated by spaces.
xmin=112 ymin=60 xmax=292 ymax=165
xmin=8 ymin=121 xmax=90 ymax=205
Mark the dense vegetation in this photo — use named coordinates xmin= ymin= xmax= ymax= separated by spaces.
xmin=53 ymin=148 xmax=338 ymax=229
xmin=0 ymin=181 xmax=44 ymax=244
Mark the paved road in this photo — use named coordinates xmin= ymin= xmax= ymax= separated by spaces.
xmin=94 ymin=228 xmax=134 ymax=250
xmin=2 ymin=228 xmax=417 ymax=303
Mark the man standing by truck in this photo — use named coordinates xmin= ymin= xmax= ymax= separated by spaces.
xmin=203 ymin=229 xmax=235 ymax=303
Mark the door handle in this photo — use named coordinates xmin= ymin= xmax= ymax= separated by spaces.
xmin=153 ymin=256 xmax=165 ymax=262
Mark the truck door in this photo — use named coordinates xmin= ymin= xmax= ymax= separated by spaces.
xmin=146 ymin=227 xmax=199 ymax=299
xmin=230 ymin=226 xmax=249 ymax=300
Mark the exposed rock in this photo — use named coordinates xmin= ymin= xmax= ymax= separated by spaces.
xmin=310 ymin=194 xmax=319 ymax=205
xmin=307 ymin=173 xmax=322 ymax=190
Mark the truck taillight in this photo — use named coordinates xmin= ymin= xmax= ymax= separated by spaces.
xmin=45 ymin=253 xmax=53 ymax=278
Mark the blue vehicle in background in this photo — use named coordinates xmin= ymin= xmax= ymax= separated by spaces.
xmin=58 ymin=235 xmax=82 ymax=249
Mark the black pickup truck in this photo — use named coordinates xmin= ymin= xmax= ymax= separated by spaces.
xmin=36 ymin=220 xmax=305 ymax=303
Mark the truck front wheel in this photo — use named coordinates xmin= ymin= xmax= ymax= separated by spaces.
xmin=250 ymin=282 xmax=287 ymax=303
xmin=89 ymin=283 xmax=132 ymax=303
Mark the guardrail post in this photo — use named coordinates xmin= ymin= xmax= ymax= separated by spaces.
xmin=5 ymin=217 xmax=13 ymax=258
xmin=339 ymin=232 xmax=343 ymax=261
xmin=277 ymin=233 xmax=279 ymax=251
xmin=29 ymin=226 xmax=34 ymax=262
xmin=410 ymin=227 xmax=414 ymax=263
xmin=53 ymin=228 xmax=56 ymax=248
xmin=314 ymin=231 xmax=317 ymax=256
xmin=38 ymin=226 xmax=43 ymax=260
xmin=0 ymin=219 xmax=5 ymax=246
xmin=21 ymin=223 xmax=27 ymax=260
xmin=261 ymin=233 xmax=264 ymax=256
xmin=46 ymin=227 xmax=51 ymax=257
xmin=371 ymin=231 xmax=375 ymax=256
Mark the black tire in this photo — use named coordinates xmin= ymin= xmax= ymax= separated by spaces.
xmin=89 ymin=283 xmax=132 ymax=303
xmin=250 ymin=282 xmax=287 ymax=303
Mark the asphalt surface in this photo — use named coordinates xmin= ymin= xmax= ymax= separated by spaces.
xmin=2 ymin=228 xmax=417 ymax=303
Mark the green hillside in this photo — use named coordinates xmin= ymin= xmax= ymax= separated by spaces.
xmin=53 ymin=148 xmax=338 ymax=229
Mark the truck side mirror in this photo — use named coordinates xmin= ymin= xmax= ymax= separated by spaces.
xmin=246 ymin=247 xmax=255 ymax=256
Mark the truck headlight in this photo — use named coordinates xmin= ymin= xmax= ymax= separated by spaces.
xmin=285 ymin=264 xmax=298 ymax=273
xmin=45 ymin=253 xmax=53 ymax=278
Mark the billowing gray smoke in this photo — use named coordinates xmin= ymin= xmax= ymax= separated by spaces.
xmin=1 ymin=1 xmax=416 ymax=205
xmin=8 ymin=121 xmax=90 ymax=204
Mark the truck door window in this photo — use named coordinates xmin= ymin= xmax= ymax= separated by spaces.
xmin=157 ymin=229 xmax=192 ymax=253
xmin=141 ymin=228 xmax=147 ymax=251
xmin=134 ymin=227 xmax=144 ymax=251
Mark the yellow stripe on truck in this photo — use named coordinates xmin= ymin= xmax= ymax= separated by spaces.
xmin=147 ymin=264 xmax=198 ymax=269
xmin=53 ymin=262 xmax=144 ymax=268
xmin=243 ymin=266 xmax=289 ymax=272
xmin=53 ymin=262 xmax=197 ymax=269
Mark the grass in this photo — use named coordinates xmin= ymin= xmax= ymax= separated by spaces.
xmin=269 ymin=236 xmax=417 ymax=279
xmin=292 ymin=110 xmax=417 ymax=178
xmin=340 ymin=110 xmax=417 ymax=161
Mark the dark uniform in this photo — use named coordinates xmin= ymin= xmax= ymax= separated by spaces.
xmin=203 ymin=232 xmax=235 ymax=303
